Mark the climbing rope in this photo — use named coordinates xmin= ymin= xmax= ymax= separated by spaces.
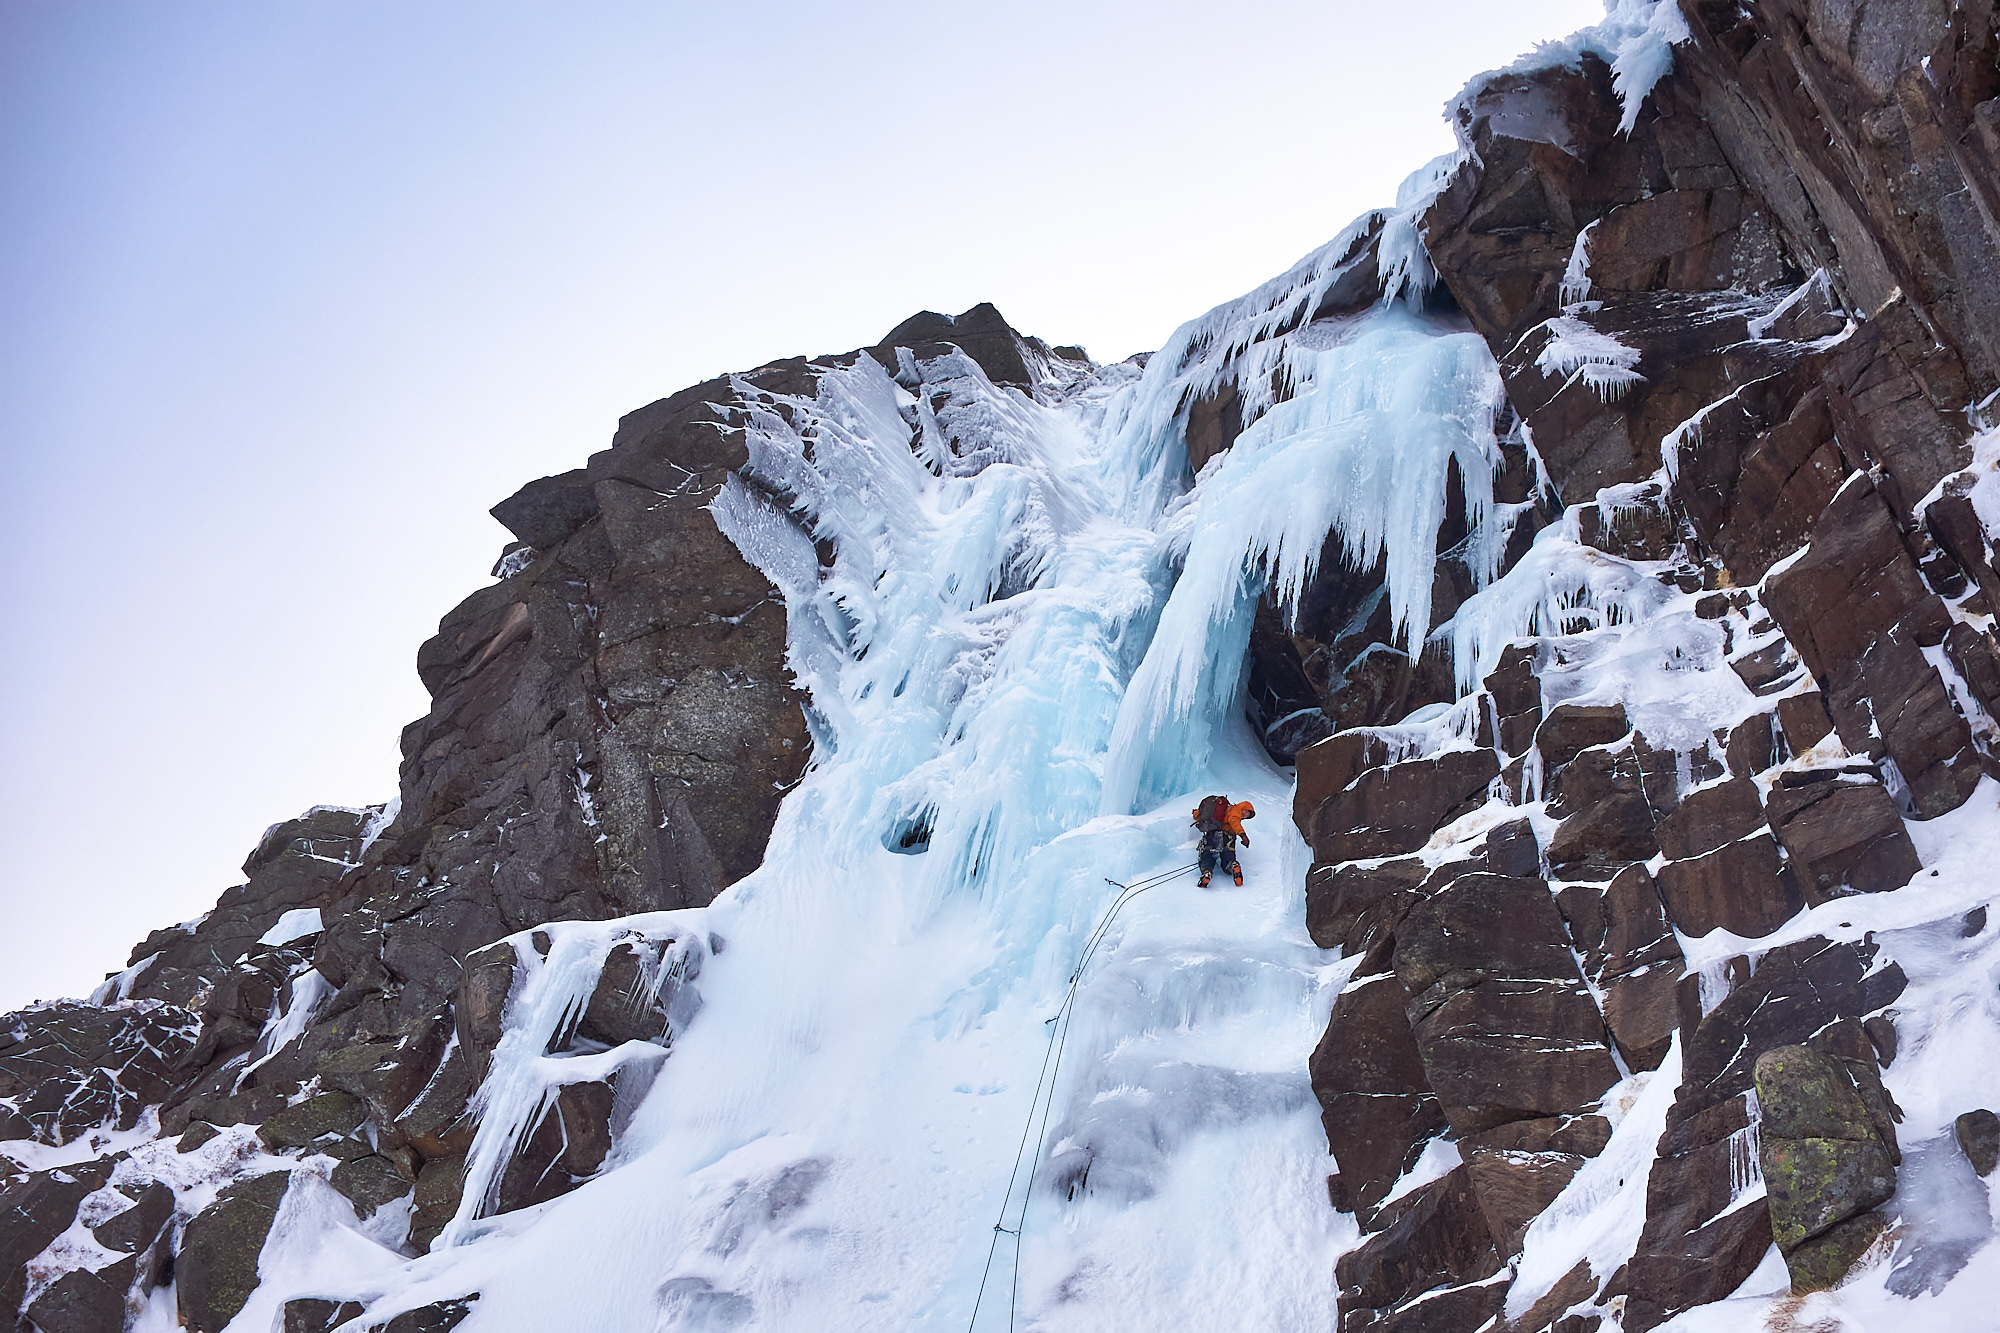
xmin=964 ymin=860 xmax=1199 ymax=1333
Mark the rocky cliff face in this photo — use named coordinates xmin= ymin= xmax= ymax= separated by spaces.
xmin=0 ymin=303 xmax=1111 ymax=1330
xmin=6 ymin=4 xmax=2000 ymax=1331
xmin=1288 ymin=2 xmax=2000 ymax=1329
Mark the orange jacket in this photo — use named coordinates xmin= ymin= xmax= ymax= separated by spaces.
xmin=1191 ymin=799 xmax=1257 ymax=843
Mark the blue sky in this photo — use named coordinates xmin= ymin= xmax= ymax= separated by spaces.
xmin=0 ymin=0 xmax=1601 ymax=1008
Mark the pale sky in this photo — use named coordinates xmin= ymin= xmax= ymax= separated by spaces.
xmin=0 ymin=0 xmax=1603 ymax=1010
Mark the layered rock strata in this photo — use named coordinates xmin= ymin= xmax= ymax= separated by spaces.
xmin=1291 ymin=3 xmax=2000 ymax=1328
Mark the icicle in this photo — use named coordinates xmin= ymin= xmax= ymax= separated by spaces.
xmin=235 ymin=969 xmax=334 ymax=1090
xmin=440 ymin=930 xmax=616 ymax=1247
xmin=1377 ymin=152 xmax=1461 ymax=308
xmin=1532 ymin=316 xmax=1645 ymax=402
xmin=1726 ymin=1096 xmax=1763 ymax=1202
xmin=1102 ymin=304 xmax=1507 ymax=813
xmin=1559 ymin=222 xmax=1598 ymax=307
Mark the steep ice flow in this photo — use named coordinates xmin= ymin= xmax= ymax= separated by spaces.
xmin=1102 ymin=302 xmax=1507 ymax=814
xmin=331 ymin=213 xmax=1533 ymax=1331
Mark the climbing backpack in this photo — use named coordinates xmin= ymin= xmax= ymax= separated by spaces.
xmin=1193 ymin=795 xmax=1229 ymax=834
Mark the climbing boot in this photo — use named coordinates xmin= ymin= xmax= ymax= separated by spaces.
xmin=1232 ymin=869 xmax=1243 ymax=887
xmin=1198 ymin=872 xmax=1212 ymax=888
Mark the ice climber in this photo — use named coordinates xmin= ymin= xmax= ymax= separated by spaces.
xmin=1191 ymin=794 xmax=1255 ymax=888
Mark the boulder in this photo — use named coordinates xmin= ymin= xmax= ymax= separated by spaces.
xmin=1755 ymin=1045 xmax=1897 ymax=1288
xmin=178 ymin=1121 xmax=222 ymax=1152
xmin=1729 ymin=637 xmax=1803 ymax=696
xmin=1775 ymin=691 xmax=1833 ymax=753
xmin=1535 ymin=704 xmax=1629 ymax=771
xmin=1599 ymin=864 xmax=1681 ymax=978
xmin=177 ymin=1171 xmax=293 ymax=1333
xmin=1554 ymin=882 xmax=1609 ymax=975
xmin=25 ymin=1258 xmax=138 ymax=1333
xmin=1954 ymin=1108 xmax=1999 ymax=1178
xmin=1760 ymin=1132 xmax=1895 ymax=1253
xmin=1601 ymin=967 xmax=1680 ymax=1072
xmin=282 ymin=1299 xmax=367 ymax=1333
xmin=1463 ymin=1114 xmax=1611 ymax=1159
xmin=330 ymin=1155 xmax=415 ymax=1218
xmin=1785 ymin=1210 xmax=1889 ymax=1294
xmin=1335 ymin=1165 xmax=1502 ymax=1330
xmin=1544 ymin=793 xmax=1659 ymax=871
xmin=1654 ymin=833 xmax=1798 ymax=938
xmin=409 ymin=1153 xmax=466 ymax=1254
xmin=1484 ymin=818 xmax=1541 ymax=878
xmin=1311 ymin=974 xmax=1447 ymax=1223
xmin=1309 ymin=748 xmax=1500 ymax=863
xmin=1393 ymin=874 xmax=1620 ymax=1135
xmin=1807 ymin=1020 xmax=1901 ymax=1167
xmin=1463 ymin=1147 xmax=1584 ymax=1254
xmin=258 ymin=1090 xmax=366 ymax=1151
xmin=1651 ymin=779 xmax=1764 ymax=860
xmin=1765 ymin=778 xmax=1922 ymax=899
xmin=579 ymin=938 xmax=682 ymax=1047
xmin=1863 ymin=1014 xmax=1899 ymax=1067
xmin=1723 ymin=712 xmax=1779 ymax=778
xmin=92 ymin=1178 xmax=175 ymax=1253
xmin=1304 ymin=858 xmax=1425 ymax=956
